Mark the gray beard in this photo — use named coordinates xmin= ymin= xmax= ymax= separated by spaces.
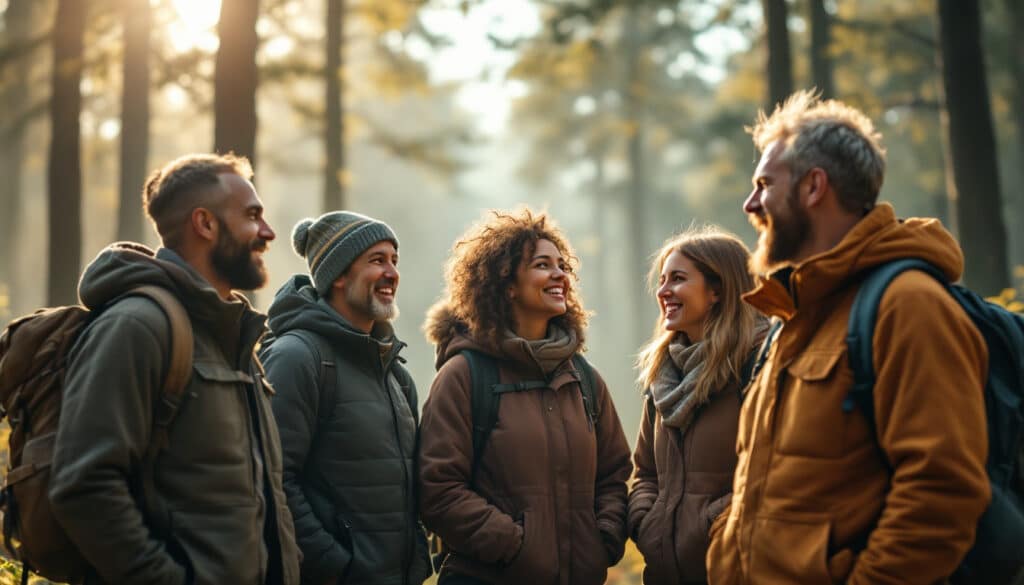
xmin=346 ymin=284 xmax=399 ymax=323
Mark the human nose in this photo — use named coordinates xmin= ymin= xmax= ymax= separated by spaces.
xmin=743 ymin=188 xmax=762 ymax=214
xmin=259 ymin=219 xmax=276 ymax=242
xmin=657 ymin=281 xmax=671 ymax=298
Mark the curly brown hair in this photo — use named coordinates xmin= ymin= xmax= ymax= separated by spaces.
xmin=426 ymin=208 xmax=589 ymax=350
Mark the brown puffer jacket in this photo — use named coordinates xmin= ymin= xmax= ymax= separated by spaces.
xmin=418 ymin=308 xmax=631 ymax=585
xmin=706 ymin=204 xmax=990 ymax=585
xmin=628 ymin=337 xmax=764 ymax=585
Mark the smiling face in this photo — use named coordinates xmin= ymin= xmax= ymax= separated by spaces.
xmin=508 ymin=238 xmax=570 ymax=339
xmin=209 ymin=173 xmax=275 ymax=291
xmin=656 ymin=250 xmax=719 ymax=343
xmin=330 ymin=240 xmax=400 ymax=333
xmin=745 ymin=140 xmax=812 ymax=274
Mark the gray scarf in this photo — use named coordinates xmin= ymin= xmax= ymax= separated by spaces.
xmin=501 ymin=325 xmax=579 ymax=376
xmin=649 ymin=337 xmax=707 ymax=430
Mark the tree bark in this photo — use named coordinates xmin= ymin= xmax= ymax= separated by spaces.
xmin=117 ymin=0 xmax=151 ymax=243
xmin=47 ymin=0 xmax=86 ymax=306
xmin=1007 ymin=0 xmax=1024 ymax=268
xmin=937 ymin=0 xmax=1009 ymax=294
xmin=324 ymin=0 xmax=345 ymax=212
xmin=624 ymin=5 xmax=651 ymax=348
xmin=214 ymin=0 xmax=259 ymax=164
xmin=762 ymin=0 xmax=793 ymax=109
xmin=0 ymin=0 xmax=33 ymax=300
xmin=809 ymin=0 xmax=833 ymax=99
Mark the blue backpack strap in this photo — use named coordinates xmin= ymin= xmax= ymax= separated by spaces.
xmin=844 ymin=259 xmax=947 ymax=432
xmin=741 ymin=320 xmax=784 ymax=403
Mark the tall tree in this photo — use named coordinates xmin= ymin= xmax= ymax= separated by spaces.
xmin=809 ymin=0 xmax=834 ymax=98
xmin=937 ymin=0 xmax=1009 ymax=294
xmin=214 ymin=0 xmax=259 ymax=163
xmin=1006 ymin=0 xmax=1024 ymax=265
xmin=47 ymin=0 xmax=86 ymax=306
xmin=0 ymin=0 xmax=35 ymax=298
xmin=117 ymin=0 xmax=151 ymax=242
xmin=324 ymin=0 xmax=345 ymax=212
xmin=763 ymin=0 xmax=793 ymax=108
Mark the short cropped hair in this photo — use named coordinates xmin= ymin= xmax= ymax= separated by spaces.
xmin=143 ymin=153 xmax=253 ymax=248
xmin=748 ymin=90 xmax=887 ymax=212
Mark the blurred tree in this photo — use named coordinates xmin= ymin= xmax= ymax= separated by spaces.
xmin=117 ymin=0 xmax=150 ymax=243
xmin=324 ymin=0 xmax=345 ymax=211
xmin=48 ymin=0 xmax=86 ymax=305
xmin=762 ymin=0 xmax=793 ymax=108
xmin=808 ymin=0 xmax=833 ymax=98
xmin=0 ymin=0 xmax=38 ymax=303
xmin=1005 ymin=0 xmax=1024 ymax=264
xmin=937 ymin=0 xmax=1009 ymax=294
xmin=214 ymin=0 xmax=259 ymax=163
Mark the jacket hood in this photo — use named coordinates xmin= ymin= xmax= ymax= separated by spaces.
xmin=745 ymin=203 xmax=963 ymax=318
xmin=424 ymin=302 xmax=580 ymax=375
xmin=77 ymin=242 xmax=266 ymax=363
xmin=266 ymin=274 xmax=404 ymax=359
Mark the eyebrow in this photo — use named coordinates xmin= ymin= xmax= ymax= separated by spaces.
xmin=531 ymin=254 xmax=563 ymax=262
xmin=666 ymin=269 xmax=689 ymax=277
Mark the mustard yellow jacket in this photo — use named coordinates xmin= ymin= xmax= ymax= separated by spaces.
xmin=706 ymin=204 xmax=990 ymax=585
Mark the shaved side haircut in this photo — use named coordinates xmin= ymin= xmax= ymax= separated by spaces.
xmin=143 ymin=153 xmax=253 ymax=248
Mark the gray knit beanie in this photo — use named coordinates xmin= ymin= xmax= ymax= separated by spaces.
xmin=291 ymin=211 xmax=399 ymax=296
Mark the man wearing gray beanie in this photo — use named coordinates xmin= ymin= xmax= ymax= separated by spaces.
xmin=260 ymin=211 xmax=432 ymax=585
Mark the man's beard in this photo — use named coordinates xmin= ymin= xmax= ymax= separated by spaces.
xmin=748 ymin=183 xmax=811 ymax=275
xmin=211 ymin=227 xmax=268 ymax=291
xmin=345 ymin=278 xmax=399 ymax=323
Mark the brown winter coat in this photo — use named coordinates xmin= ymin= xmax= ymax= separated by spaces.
xmin=628 ymin=341 xmax=763 ymax=585
xmin=706 ymin=204 xmax=991 ymax=585
xmin=418 ymin=310 xmax=631 ymax=585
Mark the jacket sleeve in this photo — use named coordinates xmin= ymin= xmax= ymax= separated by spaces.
xmin=417 ymin=356 xmax=524 ymax=565
xmin=847 ymin=273 xmax=990 ymax=585
xmin=627 ymin=394 xmax=658 ymax=541
xmin=592 ymin=370 xmax=632 ymax=565
xmin=49 ymin=300 xmax=187 ymax=585
xmin=262 ymin=335 xmax=351 ymax=584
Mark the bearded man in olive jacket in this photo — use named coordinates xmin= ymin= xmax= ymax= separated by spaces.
xmin=50 ymin=154 xmax=301 ymax=585
xmin=261 ymin=211 xmax=431 ymax=585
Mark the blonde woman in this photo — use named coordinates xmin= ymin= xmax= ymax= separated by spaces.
xmin=628 ymin=227 xmax=766 ymax=585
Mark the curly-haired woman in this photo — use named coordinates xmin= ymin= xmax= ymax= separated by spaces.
xmin=418 ymin=208 xmax=631 ymax=585
xmin=627 ymin=227 xmax=767 ymax=585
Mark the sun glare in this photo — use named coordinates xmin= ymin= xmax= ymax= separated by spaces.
xmin=171 ymin=0 xmax=221 ymax=30
xmin=167 ymin=0 xmax=221 ymax=52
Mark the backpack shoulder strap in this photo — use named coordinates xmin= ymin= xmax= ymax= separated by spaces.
xmin=462 ymin=349 xmax=500 ymax=482
xmin=845 ymin=259 xmax=947 ymax=432
xmin=742 ymin=319 xmax=783 ymax=404
xmin=571 ymin=354 xmax=599 ymax=430
xmin=127 ymin=285 xmax=194 ymax=446
xmin=643 ymin=389 xmax=656 ymax=430
xmin=284 ymin=329 xmax=338 ymax=425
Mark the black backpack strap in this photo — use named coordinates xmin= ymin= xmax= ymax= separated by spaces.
xmin=285 ymin=329 xmax=338 ymax=426
xmin=742 ymin=320 xmax=783 ymax=403
xmin=571 ymin=354 xmax=599 ymax=432
xmin=845 ymin=259 xmax=947 ymax=434
xmin=463 ymin=349 xmax=500 ymax=482
xmin=643 ymin=389 xmax=656 ymax=429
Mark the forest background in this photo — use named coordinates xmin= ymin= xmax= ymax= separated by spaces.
xmin=1 ymin=0 xmax=1023 ymax=583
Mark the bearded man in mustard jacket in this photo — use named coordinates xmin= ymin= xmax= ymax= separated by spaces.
xmin=706 ymin=91 xmax=990 ymax=585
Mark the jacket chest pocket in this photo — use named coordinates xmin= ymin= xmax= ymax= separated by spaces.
xmin=175 ymin=360 xmax=253 ymax=447
xmin=774 ymin=349 xmax=853 ymax=458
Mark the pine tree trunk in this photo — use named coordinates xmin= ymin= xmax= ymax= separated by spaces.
xmin=809 ymin=0 xmax=833 ymax=99
xmin=624 ymin=5 xmax=651 ymax=349
xmin=214 ymin=0 xmax=259 ymax=164
xmin=763 ymin=0 xmax=793 ymax=108
xmin=47 ymin=0 xmax=86 ymax=306
xmin=0 ymin=0 xmax=32 ymax=301
xmin=324 ymin=0 xmax=345 ymax=212
xmin=937 ymin=0 xmax=1009 ymax=294
xmin=117 ymin=0 xmax=151 ymax=243
xmin=1007 ymin=0 xmax=1024 ymax=269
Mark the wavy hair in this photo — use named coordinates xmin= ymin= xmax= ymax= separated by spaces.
xmin=636 ymin=226 xmax=759 ymax=402
xmin=426 ymin=208 xmax=588 ymax=350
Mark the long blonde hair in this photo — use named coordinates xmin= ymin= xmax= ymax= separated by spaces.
xmin=637 ymin=226 xmax=760 ymax=402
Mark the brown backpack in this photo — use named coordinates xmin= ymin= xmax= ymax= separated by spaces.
xmin=0 ymin=285 xmax=193 ymax=583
